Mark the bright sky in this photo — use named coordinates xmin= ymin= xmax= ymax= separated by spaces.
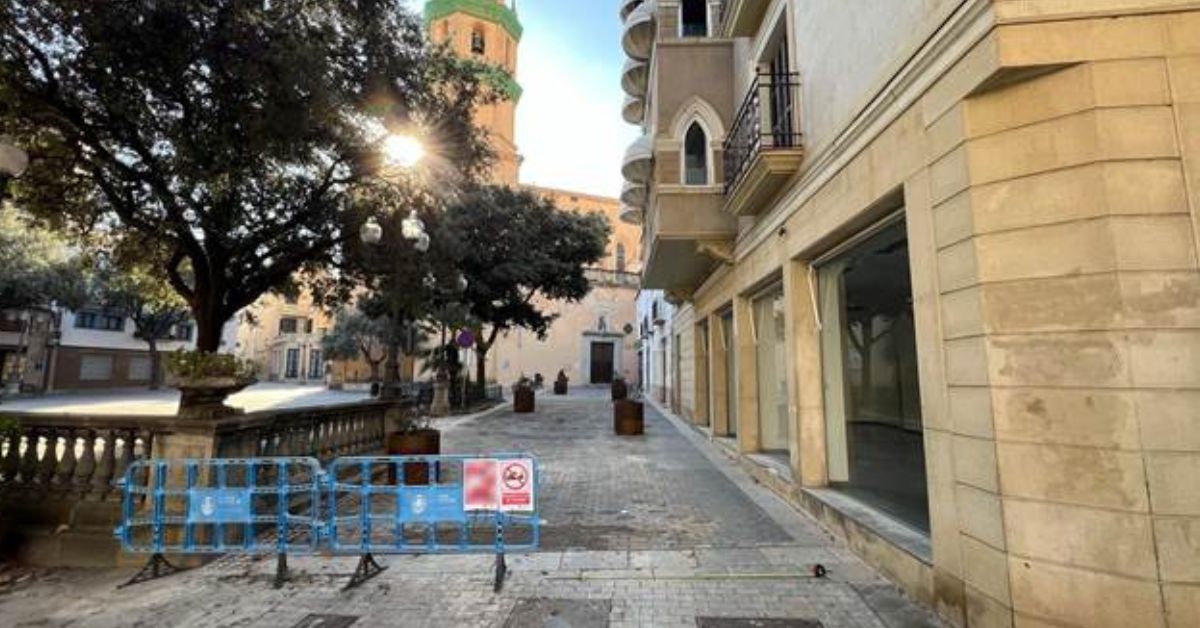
xmin=407 ymin=0 xmax=638 ymax=198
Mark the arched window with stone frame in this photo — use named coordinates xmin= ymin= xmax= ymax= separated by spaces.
xmin=683 ymin=122 xmax=710 ymax=186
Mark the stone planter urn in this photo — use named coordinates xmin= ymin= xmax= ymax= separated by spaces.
xmin=175 ymin=377 xmax=254 ymax=419
xmin=513 ymin=384 xmax=536 ymax=414
xmin=386 ymin=428 xmax=441 ymax=485
xmin=553 ymin=370 xmax=569 ymax=396
xmin=611 ymin=378 xmax=629 ymax=401
xmin=614 ymin=399 xmax=644 ymax=436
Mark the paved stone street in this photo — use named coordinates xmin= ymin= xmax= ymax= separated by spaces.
xmin=0 ymin=383 xmax=370 ymax=416
xmin=0 ymin=393 xmax=944 ymax=628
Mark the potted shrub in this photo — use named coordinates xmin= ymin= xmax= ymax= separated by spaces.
xmin=553 ymin=370 xmax=569 ymax=395
xmin=385 ymin=413 xmax=440 ymax=485
xmin=513 ymin=376 xmax=535 ymax=413
xmin=166 ymin=351 xmax=258 ymax=419
xmin=611 ymin=375 xmax=629 ymax=401
xmin=614 ymin=391 xmax=644 ymax=436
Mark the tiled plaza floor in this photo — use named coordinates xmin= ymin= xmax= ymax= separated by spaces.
xmin=0 ymin=393 xmax=946 ymax=628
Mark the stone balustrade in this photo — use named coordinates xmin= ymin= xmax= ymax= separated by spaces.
xmin=0 ymin=415 xmax=167 ymax=502
xmin=0 ymin=400 xmax=402 ymax=566
xmin=211 ymin=401 xmax=394 ymax=462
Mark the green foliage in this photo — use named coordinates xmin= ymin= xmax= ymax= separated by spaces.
xmin=166 ymin=350 xmax=257 ymax=382
xmin=445 ymin=185 xmax=609 ymax=387
xmin=447 ymin=185 xmax=610 ymax=346
xmin=0 ymin=205 xmax=88 ymax=310
xmin=321 ymin=308 xmax=389 ymax=364
xmin=0 ymin=0 xmax=494 ymax=352
xmin=0 ymin=415 xmax=18 ymax=434
xmin=97 ymin=262 xmax=191 ymax=343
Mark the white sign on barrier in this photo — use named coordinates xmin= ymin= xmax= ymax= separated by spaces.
xmin=463 ymin=458 xmax=499 ymax=511
xmin=500 ymin=459 xmax=535 ymax=512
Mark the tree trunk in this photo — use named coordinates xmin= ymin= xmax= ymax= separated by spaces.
xmin=475 ymin=344 xmax=488 ymax=395
xmin=368 ymin=360 xmax=382 ymax=384
xmin=193 ymin=305 xmax=225 ymax=354
xmin=147 ymin=338 xmax=161 ymax=391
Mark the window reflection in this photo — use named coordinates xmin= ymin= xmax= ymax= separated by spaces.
xmin=819 ymin=219 xmax=928 ymax=532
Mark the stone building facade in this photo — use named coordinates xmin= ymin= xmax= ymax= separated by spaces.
xmin=429 ymin=0 xmax=643 ymax=388
xmin=621 ymin=1 xmax=1200 ymax=626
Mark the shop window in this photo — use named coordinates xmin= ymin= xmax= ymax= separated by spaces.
xmin=721 ymin=310 xmax=737 ymax=437
xmin=684 ymin=122 xmax=709 ymax=185
xmin=76 ymin=311 xmax=125 ymax=332
xmin=79 ymin=355 xmax=114 ymax=381
xmin=128 ymin=357 xmax=152 ymax=382
xmin=754 ymin=285 xmax=789 ymax=453
xmin=818 ymin=218 xmax=928 ymax=532
xmin=308 ymin=350 xmax=324 ymax=379
xmin=285 ymin=348 xmax=300 ymax=379
xmin=681 ymin=0 xmax=708 ymax=37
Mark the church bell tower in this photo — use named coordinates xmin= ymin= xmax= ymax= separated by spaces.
xmin=425 ymin=0 xmax=523 ymax=185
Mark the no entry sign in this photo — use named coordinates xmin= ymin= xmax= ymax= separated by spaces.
xmin=463 ymin=457 xmax=536 ymax=513
xmin=500 ymin=459 xmax=535 ymax=512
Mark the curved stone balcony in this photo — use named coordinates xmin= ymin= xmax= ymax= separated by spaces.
xmin=622 ymin=134 xmax=653 ymax=185
xmin=622 ymin=0 xmax=655 ymax=61
xmin=623 ymin=95 xmax=645 ymax=125
xmin=622 ymin=58 xmax=649 ymax=98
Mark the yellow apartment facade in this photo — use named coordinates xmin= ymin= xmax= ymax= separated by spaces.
xmin=621 ymin=1 xmax=1200 ymax=626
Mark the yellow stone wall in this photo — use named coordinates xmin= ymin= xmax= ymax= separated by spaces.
xmin=667 ymin=6 xmax=1200 ymax=627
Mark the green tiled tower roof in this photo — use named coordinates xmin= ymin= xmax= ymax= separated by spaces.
xmin=424 ymin=0 xmax=524 ymax=42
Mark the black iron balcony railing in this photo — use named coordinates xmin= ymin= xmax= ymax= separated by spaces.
xmin=723 ymin=71 xmax=803 ymax=195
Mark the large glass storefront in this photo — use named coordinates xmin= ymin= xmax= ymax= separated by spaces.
xmin=818 ymin=218 xmax=928 ymax=532
xmin=754 ymin=285 xmax=789 ymax=453
xmin=698 ymin=320 xmax=711 ymax=426
xmin=721 ymin=310 xmax=737 ymax=437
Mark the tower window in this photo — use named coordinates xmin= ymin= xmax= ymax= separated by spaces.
xmin=617 ymin=244 xmax=627 ymax=273
xmin=471 ymin=28 xmax=486 ymax=55
xmin=681 ymin=0 xmax=708 ymax=37
xmin=684 ymin=122 xmax=709 ymax=185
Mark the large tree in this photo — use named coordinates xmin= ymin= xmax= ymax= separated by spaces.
xmin=321 ymin=307 xmax=389 ymax=385
xmin=0 ymin=204 xmax=87 ymax=311
xmin=446 ymin=186 xmax=610 ymax=388
xmin=97 ymin=263 xmax=192 ymax=390
xmin=0 ymin=0 xmax=492 ymax=359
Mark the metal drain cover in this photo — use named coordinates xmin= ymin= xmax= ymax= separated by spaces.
xmin=503 ymin=598 xmax=612 ymax=628
xmin=695 ymin=620 xmax=824 ymax=628
xmin=291 ymin=615 xmax=359 ymax=628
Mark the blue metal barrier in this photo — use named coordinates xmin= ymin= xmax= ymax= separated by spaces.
xmin=114 ymin=454 xmax=541 ymax=591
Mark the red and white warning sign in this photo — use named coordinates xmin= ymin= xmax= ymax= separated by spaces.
xmin=500 ymin=459 xmax=535 ymax=512
xmin=463 ymin=458 xmax=499 ymax=511
xmin=463 ymin=458 xmax=535 ymax=512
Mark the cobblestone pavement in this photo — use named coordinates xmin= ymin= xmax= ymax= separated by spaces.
xmin=0 ymin=394 xmax=946 ymax=628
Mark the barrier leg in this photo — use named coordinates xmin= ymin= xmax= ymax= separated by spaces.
xmin=273 ymin=553 xmax=289 ymax=589
xmin=493 ymin=553 xmax=507 ymax=593
xmin=118 ymin=553 xmax=189 ymax=589
xmin=344 ymin=553 xmax=387 ymax=591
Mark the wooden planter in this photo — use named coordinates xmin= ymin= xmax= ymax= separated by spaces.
xmin=611 ymin=379 xmax=628 ymax=401
xmin=614 ymin=399 xmax=644 ymax=436
xmin=386 ymin=428 xmax=441 ymax=485
xmin=514 ymin=387 xmax=536 ymax=413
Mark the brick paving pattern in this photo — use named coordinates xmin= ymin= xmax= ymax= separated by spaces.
xmin=0 ymin=393 xmax=946 ymax=628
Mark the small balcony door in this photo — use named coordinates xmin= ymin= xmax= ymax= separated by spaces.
xmin=768 ymin=36 xmax=795 ymax=147
xmin=285 ymin=348 xmax=300 ymax=380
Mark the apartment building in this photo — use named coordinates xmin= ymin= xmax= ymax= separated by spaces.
xmin=620 ymin=1 xmax=1200 ymax=626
